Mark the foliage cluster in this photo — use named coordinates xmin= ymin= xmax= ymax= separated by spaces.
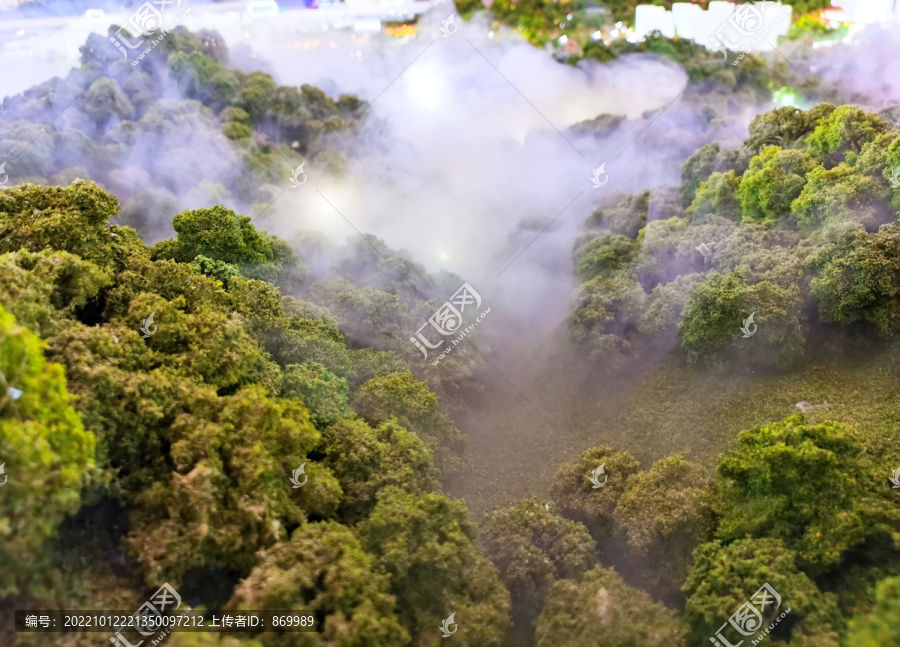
xmin=0 ymin=182 xmax=506 ymax=647
xmin=569 ymin=104 xmax=900 ymax=364
xmin=0 ymin=26 xmax=363 ymax=239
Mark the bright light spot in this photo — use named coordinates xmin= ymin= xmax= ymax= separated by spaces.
xmin=405 ymin=62 xmax=442 ymax=110
xmin=488 ymin=30 xmax=494 ymax=37
xmin=567 ymin=12 xmax=573 ymax=19
xmin=591 ymin=30 xmax=603 ymax=41
xmin=437 ymin=250 xmax=450 ymax=261
xmin=559 ymin=22 xmax=565 ymax=27
xmin=558 ymin=34 xmax=568 ymax=44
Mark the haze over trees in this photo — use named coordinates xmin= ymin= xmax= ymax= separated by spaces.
xmin=2 ymin=18 xmax=900 ymax=647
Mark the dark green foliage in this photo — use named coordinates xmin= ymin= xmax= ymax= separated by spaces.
xmin=679 ymin=143 xmax=746 ymax=209
xmin=679 ymin=269 xmax=804 ymax=362
xmin=227 ymin=521 xmax=410 ymax=646
xmin=320 ymin=419 xmax=439 ymax=524
xmin=573 ymin=232 xmax=638 ymax=282
xmin=807 ymin=223 xmax=900 ymax=335
xmin=534 ymin=566 xmax=689 ymax=647
xmin=358 ymin=488 xmax=511 ymax=646
xmin=715 ymin=414 xmax=900 ymax=573
xmin=613 ymin=453 xmax=715 ymax=596
xmin=684 ymin=538 xmax=843 ymax=647
xmin=279 ymin=361 xmax=354 ymax=430
xmin=480 ymin=498 xmax=597 ymax=631
xmin=550 ymin=446 xmax=639 ymax=540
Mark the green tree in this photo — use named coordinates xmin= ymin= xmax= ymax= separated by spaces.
xmin=0 ymin=180 xmax=147 ymax=272
xmin=679 ymin=269 xmax=804 ymax=362
xmin=806 ymin=106 xmax=889 ymax=167
xmin=227 ymin=521 xmax=410 ymax=647
xmin=125 ymin=386 xmax=340 ymax=584
xmin=613 ymin=453 xmax=715 ymax=597
xmin=320 ymin=418 xmax=439 ymax=525
xmin=279 ymin=362 xmax=354 ymax=430
xmin=742 ymin=103 xmax=835 ymax=155
xmin=791 ymin=163 xmax=892 ymax=229
xmin=550 ymin=446 xmax=639 ymax=542
xmin=715 ymin=414 xmax=900 ymax=574
xmin=156 ymin=205 xmax=273 ymax=267
xmin=678 ymin=142 xmax=746 ymax=208
xmin=572 ymin=233 xmax=638 ymax=282
xmin=352 ymin=371 xmax=466 ymax=474
xmin=737 ymin=146 xmax=819 ymax=223
xmin=357 ymin=488 xmax=511 ymax=647
xmin=480 ymin=498 xmax=597 ymax=639
xmin=534 ymin=566 xmax=688 ymax=647
xmin=807 ymin=223 xmax=900 ymax=335
xmin=79 ymin=77 xmax=134 ymax=130
xmin=686 ymin=170 xmax=741 ymax=223
xmin=843 ymin=577 xmax=900 ymax=646
xmin=0 ymin=249 xmax=112 ymax=338
xmin=0 ymin=304 xmax=96 ymax=595
xmin=684 ymin=538 xmax=842 ymax=647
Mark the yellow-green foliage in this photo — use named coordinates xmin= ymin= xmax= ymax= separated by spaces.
xmin=715 ymin=414 xmax=900 ymax=573
xmin=737 ymin=146 xmax=819 ymax=223
xmin=684 ymin=538 xmax=843 ymax=646
xmin=843 ymin=577 xmax=900 ymax=646
xmin=0 ymin=304 xmax=95 ymax=595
